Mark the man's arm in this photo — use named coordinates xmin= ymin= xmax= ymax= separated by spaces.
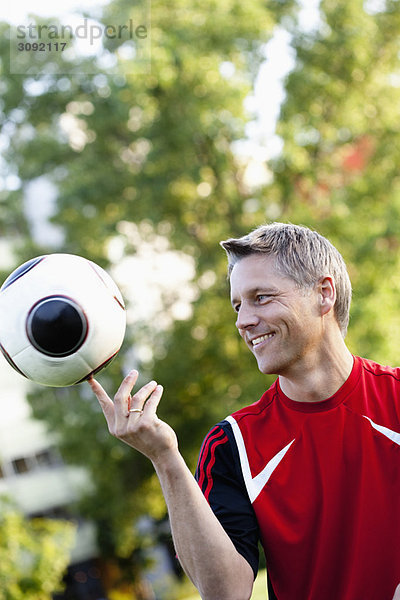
xmin=88 ymin=370 xmax=254 ymax=600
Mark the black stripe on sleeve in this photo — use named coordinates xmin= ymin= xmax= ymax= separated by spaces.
xmin=195 ymin=421 xmax=260 ymax=579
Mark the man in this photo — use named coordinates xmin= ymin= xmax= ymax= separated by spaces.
xmin=89 ymin=223 xmax=400 ymax=600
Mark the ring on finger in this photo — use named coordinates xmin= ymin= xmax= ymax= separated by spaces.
xmin=129 ymin=408 xmax=143 ymax=414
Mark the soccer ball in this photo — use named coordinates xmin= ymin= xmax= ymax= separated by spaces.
xmin=0 ymin=254 xmax=126 ymax=387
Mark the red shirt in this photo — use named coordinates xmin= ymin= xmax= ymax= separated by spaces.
xmin=196 ymin=356 xmax=400 ymax=600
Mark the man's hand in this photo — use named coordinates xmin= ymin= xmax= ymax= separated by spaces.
xmin=88 ymin=369 xmax=178 ymax=464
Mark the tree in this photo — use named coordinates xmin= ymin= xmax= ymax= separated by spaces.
xmin=0 ymin=0 xmax=296 ymax=590
xmin=0 ymin=497 xmax=75 ymax=600
xmin=5 ymin=0 xmax=400 ymax=593
xmin=264 ymin=0 xmax=400 ymax=364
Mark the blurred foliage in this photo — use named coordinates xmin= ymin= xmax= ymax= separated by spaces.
xmin=0 ymin=497 xmax=75 ymax=600
xmin=0 ymin=0 xmax=294 ymax=584
xmin=2 ymin=0 xmax=400 ymax=591
xmin=268 ymin=0 xmax=400 ymax=364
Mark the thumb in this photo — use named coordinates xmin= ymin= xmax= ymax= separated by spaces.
xmin=392 ymin=584 xmax=400 ymax=600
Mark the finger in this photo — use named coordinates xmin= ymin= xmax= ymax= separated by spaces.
xmin=113 ymin=369 xmax=139 ymax=418
xmin=87 ymin=377 xmax=115 ymax=425
xmin=114 ymin=369 xmax=139 ymax=404
xmin=129 ymin=380 xmax=158 ymax=414
xmin=142 ymin=384 xmax=164 ymax=417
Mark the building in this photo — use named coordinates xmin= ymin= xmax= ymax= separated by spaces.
xmin=0 ymin=353 xmax=106 ymax=599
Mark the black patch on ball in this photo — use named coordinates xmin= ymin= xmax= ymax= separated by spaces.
xmin=26 ymin=296 xmax=88 ymax=357
xmin=1 ymin=256 xmax=46 ymax=291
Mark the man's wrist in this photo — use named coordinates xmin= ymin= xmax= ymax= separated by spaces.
xmin=152 ymin=447 xmax=187 ymax=476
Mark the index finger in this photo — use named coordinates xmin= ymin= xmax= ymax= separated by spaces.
xmin=87 ymin=377 xmax=115 ymax=424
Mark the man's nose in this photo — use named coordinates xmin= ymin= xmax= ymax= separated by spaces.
xmin=235 ymin=302 xmax=259 ymax=332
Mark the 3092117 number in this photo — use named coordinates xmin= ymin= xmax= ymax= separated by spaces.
xmin=17 ymin=42 xmax=68 ymax=51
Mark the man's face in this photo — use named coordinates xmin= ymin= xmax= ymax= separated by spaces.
xmin=230 ymin=254 xmax=322 ymax=376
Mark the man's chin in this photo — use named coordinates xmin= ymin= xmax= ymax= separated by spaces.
xmin=256 ymin=359 xmax=279 ymax=376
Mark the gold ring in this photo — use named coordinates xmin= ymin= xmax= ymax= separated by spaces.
xmin=129 ymin=408 xmax=143 ymax=414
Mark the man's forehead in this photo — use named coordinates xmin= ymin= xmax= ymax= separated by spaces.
xmin=230 ymin=254 xmax=278 ymax=282
xmin=229 ymin=254 xmax=283 ymax=295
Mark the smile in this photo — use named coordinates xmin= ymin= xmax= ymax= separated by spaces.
xmin=251 ymin=333 xmax=275 ymax=347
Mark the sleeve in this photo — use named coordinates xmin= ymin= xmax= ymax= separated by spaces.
xmin=195 ymin=421 xmax=260 ymax=579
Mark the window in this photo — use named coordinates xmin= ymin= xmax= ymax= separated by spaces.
xmin=12 ymin=457 xmax=30 ymax=474
xmin=35 ymin=449 xmax=59 ymax=468
xmin=8 ymin=448 xmax=62 ymax=477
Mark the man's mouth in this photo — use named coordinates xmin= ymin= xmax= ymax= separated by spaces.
xmin=251 ymin=333 xmax=275 ymax=347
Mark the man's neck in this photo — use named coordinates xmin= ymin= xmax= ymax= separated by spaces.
xmin=278 ymin=342 xmax=354 ymax=404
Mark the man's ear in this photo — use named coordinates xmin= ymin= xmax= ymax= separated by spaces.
xmin=319 ymin=276 xmax=336 ymax=317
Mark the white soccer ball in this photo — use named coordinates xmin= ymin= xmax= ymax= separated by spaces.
xmin=0 ymin=254 xmax=126 ymax=387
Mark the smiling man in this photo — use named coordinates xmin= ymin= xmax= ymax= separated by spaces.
xmin=90 ymin=223 xmax=400 ymax=600
xmin=197 ymin=223 xmax=400 ymax=599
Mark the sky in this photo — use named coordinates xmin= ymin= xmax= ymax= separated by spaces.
xmin=2 ymin=0 xmax=109 ymax=24
xmin=3 ymin=0 xmax=321 ymax=29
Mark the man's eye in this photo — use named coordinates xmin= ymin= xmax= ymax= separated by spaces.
xmin=257 ymin=295 xmax=269 ymax=303
xmin=233 ymin=303 xmax=241 ymax=313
